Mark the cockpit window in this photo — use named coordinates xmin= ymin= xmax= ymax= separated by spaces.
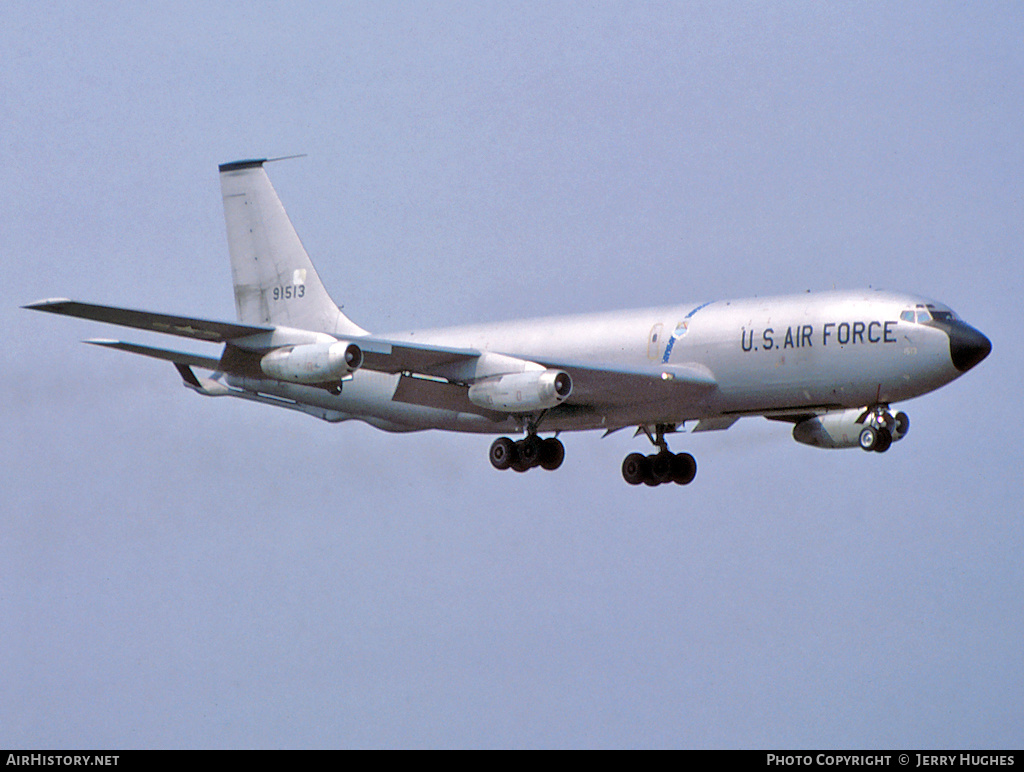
xmin=902 ymin=305 xmax=957 ymax=324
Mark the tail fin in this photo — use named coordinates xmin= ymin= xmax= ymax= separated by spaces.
xmin=218 ymin=159 xmax=366 ymax=336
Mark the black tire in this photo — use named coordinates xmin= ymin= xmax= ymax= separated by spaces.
xmin=511 ymin=455 xmax=533 ymax=472
xmin=539 ymin=437 xmax=565 ymax=470
xmin=622 ymin=452 xmax=650 ymax=485
xmin=894 ymin=412 xmax=910 ymax=438
xmin=859 ymin=426 xmax=878 ymax=452
xmin=512 ymin=436 xmax=542 ymax=472
xmin=642 ymin=454 xmax=661 ymax=486
xmin=489 ymin=437 xmax=517 ymax=470
xmin=650 ymin=451 xmax=675 ymax=484
xmin=520 ymin=436 xmax=543 ymax=466
xmin=671 ymin=452 xmax=697 ymax=485
xmin=873 ymin=427 xmax=892 ymax=453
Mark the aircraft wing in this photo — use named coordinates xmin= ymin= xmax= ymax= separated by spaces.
xmin=362 ymin=340 xmax=718 ymax=410
xmin=390 ymin=353 xmax=717 ymax=417
xmin=27 ymin=299 xmax=718 ymax=415
xmin=25 ymin=299 xmax=481 ymax=373
xmin=24 ymin=299 xmax=271 ymax=342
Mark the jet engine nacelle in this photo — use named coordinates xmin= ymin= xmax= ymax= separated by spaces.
xmin=793 ymin=408 xmax=909 ymax=449
xmin=260 ymin=341 xmax=363 ymax=384
xmin=467 ymin=369 xmax=572 ymax=412
xmin=792 ymin=409 xmax=867 ymax=449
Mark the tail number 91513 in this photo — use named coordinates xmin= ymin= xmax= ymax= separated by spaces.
xmin=272 ymin=284 xmax=306 ymax=301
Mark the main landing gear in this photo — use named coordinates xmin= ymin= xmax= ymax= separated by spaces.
xmin=490 ymin=435 xmax=565 ymax=473
xmin=858 ymin=409 xmax=910 ymax=453
xmin=621 ymin=423 xmax=696 ymax=487
xmin=489 ymin=422 xmax=697 ymax=486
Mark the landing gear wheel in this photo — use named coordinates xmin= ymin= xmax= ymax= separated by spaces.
xmin=512 ymin=436 xmax=542 ymax=472
xmin=511 ymin=453 xmax=532 ymax=472
xmin=622 ymin=452 xmax=650 ymax=485
xmin=671 ymin=452 xmax=697 ymax=485
xmin=489 ymin=437 xmax=517 ymax=470
xmin=622 ymin=442 xmax=698 ymax=487
xmin=539 ymin=437 xmax=565 ymax=470
xmin=873 ymin=427 xmax=892 ymax=453
xmin=894 ymin=411 xmax=910 ymax=438
xmin=521 ymin=435 xmax=542 ymax=465
xmin=859 ymin=426 xmax=878 ymax=452
xmin=650 ymin=451 xmax=675 ymax=484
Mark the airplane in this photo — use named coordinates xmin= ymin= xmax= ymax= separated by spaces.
xmin=25 ymin=158 xmax=992 ymax=487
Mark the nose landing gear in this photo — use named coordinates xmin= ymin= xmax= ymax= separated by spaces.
xmin=858 ymin=408 xmax=910 ymax=453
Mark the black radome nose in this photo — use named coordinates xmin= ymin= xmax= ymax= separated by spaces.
xmin=948 ymin=322 xmax=992 ymax=372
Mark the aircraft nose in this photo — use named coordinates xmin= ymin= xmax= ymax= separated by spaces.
xmin=947 ymin=321 xmax=992 ymax=372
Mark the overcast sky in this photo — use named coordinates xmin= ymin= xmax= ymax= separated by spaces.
xmin=2 ymin=1 xmax=1021 ymax=749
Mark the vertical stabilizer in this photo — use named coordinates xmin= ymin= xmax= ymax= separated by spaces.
xmin=218 ymin=159 xmax=366 ymax=336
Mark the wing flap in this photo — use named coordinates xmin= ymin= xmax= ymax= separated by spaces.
xmin=391 ymin=374 xmax=506 ymax=420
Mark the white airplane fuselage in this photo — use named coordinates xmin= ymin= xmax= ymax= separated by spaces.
xmin=225 ymin=289 xmax=980 ymax=435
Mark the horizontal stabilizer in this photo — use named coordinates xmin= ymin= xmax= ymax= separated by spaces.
xmin=84 ymin=339 xmax=222 ymax=370
xmin=25 ymin=299 xmax=270 ymax=343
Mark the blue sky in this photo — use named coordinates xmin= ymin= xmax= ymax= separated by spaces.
xmin=2 ymin=1 xmax=1022 ymax=748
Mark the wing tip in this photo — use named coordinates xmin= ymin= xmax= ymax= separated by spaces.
xmin=22 ymin=297 xmax=72 ymax=310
